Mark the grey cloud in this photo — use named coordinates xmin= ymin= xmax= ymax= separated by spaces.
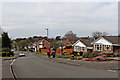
xmin=2 ymin=2 xmax=118 ymax=38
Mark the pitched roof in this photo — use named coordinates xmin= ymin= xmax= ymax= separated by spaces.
xmin=66 ymin=38 xmax=77 ymax=43
xmin=103 ymin=36 xmax=120 ymax=44
xmin=63 ymin=42 xmax=72 ymax=46
xmin=36 ymin=39 xmax=50 ymax=45
xmin=80 ymin=39 xmax=93 ymax=47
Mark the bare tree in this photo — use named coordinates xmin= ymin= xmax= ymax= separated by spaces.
xmin=92 ymin=31 xmax=108 ymax=39
xmin=17 ymin=39 xmax=30 ymax=49
xmin=102 ymin=32 xmax=108 ymax=36
xmin=64 ymin=31 xmax=76 ymax=39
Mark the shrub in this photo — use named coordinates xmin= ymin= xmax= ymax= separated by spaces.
xmin=57 ymin=55 xmax=62 ymax=58
xmin=70 ymin=56 xmax=74 ymax=60
xmin=114 ymin=53 xmax=118 ymax=57
xmin=88 ymin=53 xmax=94 ymax=58
xmin=6 ymin=52 xmax=11 ymax=57
xmin=10 ymin=51 xmax=14 ymax=56
xmin=63 ymin=51 xmax=67 ymax=53
xmin=19 ymin=48 xmax=26 ymax=51
xmin=83 ymin=51 xmax=99 ymax=58
xmin=2 ymin=48 xmax=10 ymax=52
xmin=87 ymin=52 xmax=97 ymax=58
xmin=2 ymin=52 xmax=6 ymax=57
xmin=2 ymin=48 xmax=14 ymax=57
xmin=64 ymin=54 xmax=71 ymax=58
xmin=83 ymin=52 xmax=90 ymax=58
xmin=74 ymin=56 xmax=83 ymax=60
xmin=102 ymin=53 xmax=115 ymax=57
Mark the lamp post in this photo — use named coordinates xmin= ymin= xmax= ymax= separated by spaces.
xmin=45 ymin=28 xmax=48 ymax=38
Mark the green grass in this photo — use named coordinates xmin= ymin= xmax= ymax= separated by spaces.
xmin=37 ymin=53 xmax=47 ymax=56
xmin=64 ymin=54 xmax=71 ymax=58
xmin=56 ymin=55 xmax=63 ymax=58
xmin=37 ymin=53 xmax=83 ymax=60
xmin=74 ymin=56 xmax=83 ymax=58
xmin=0 ymin=56 xmax=14 ymax=58
xmin=56 ymin=54 xmax=83 ymax=59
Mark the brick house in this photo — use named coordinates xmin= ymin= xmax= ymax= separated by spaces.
xmin=30 ymin=42 xmax=37 ymax=52
xmin=73 ymin=39 xmax=93 ymax=55
xmin=63 ymin=42 xmax=72 ymax=48
xmin=36 ymin=39 xmax=50 ymax=52
xmin=63 ymin=42 xmax=74 ymax=54
xmin=29 ymin=39 xmax=50 ymax=52
xmin=91 ymin=36 xmax=120 ymax=54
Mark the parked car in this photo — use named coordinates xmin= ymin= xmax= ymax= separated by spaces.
xmin=85 ymin=56 xmax=107 ymax=61
xmin=19 ymin=52 xmax=25 ymax=57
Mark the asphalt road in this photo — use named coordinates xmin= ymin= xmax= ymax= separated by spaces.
xmin=12 ymin=53 xmax=118 ymax=78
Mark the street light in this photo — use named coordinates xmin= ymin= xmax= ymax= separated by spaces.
xmin=45 ymin=28 xmax=48 ymax=38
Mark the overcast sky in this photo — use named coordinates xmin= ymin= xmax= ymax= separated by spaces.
xmin=1 ymin=2 xmax=118 ymax=39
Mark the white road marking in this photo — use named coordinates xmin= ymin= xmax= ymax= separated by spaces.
xmin=10 ymin=59 xmax=17 ymax=79
xmin=10 ymin=59 xmax=15 ymax=66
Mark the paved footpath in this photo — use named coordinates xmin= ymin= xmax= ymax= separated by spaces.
xmin=2 ymin=59 xmax=13 ymax=79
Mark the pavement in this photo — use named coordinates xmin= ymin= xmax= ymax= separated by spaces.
xmin=2 ymin=51 xmax=19 ymax=80
xmin=11 ymin=53 xmax=118 ymax=78
xmin=34 ymin=53 xmax=119 ymax=71
xmin=2 ymin=59 xmax=13 ymax=79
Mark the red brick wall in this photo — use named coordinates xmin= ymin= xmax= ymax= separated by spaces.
xmin=102 ymin=45 xmax=104 ymax=51
xmin=63 ymin=49 xmax=74 ymax=54
xmin=97 ymin=50 xmax=113 ymax=54
xmin=41 ymin=49 xmax=48 ymax=53
xmin=43 ymin=40 xmax=50 ymax=48
xmin=93 ymin=45 xmax=94 ymax=52
xmin=64 ymin=43 xmax=72 ymax=47
xmin=56 ymin=48 xmax=61 ymax=54
xmin=113 ymin=46 xmax=120 ymax=53
xmin=92 ymin=44 xmax=113 ymax=54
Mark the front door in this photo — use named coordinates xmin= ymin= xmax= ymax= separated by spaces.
xmin=80 ymin=52 xmax=83 ymax=56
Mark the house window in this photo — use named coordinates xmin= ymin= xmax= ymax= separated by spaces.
xmin=39 ymin=44 xmax=42 ymax=46
xmin=43 ymin=44 xmax=45 ymax=46
xmin=81 ymin=47 xmax=86 ymax=52
xmin=95 ymin=44 xmax=102 ymax=51
xmin=33 ymin=44 xmax=35 ymax=48
xmin=74 ymin=46 xmax=80 ymax=52
xmin=104 ymin=45 xmax=111 ymax=50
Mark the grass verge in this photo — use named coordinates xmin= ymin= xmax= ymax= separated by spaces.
xmin=0 ymin=56 xmax=14 ymax=58
xmin=37 ymin=53 xmax=47 ymax=56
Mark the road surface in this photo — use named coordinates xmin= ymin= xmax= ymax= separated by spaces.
xmin=12 ymin=52 xmax=118 ymax=78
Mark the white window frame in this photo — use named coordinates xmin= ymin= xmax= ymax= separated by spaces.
xmin=81 ymin=47 xmax=86 ymax=52
xmin=39 ymin=44 xmax=42 ymax=45
xmin=104 ymin=45 xmax=111 ymax=51
xmin=74 ymin=46 xmax=80 ymax=52
xmin=33 ymin=44 xmax=35 ymax=48
xmin=28 ymin=46 xmax=31 ymax=49
xmin=94 ymin=44 xmax=102 ymax=51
